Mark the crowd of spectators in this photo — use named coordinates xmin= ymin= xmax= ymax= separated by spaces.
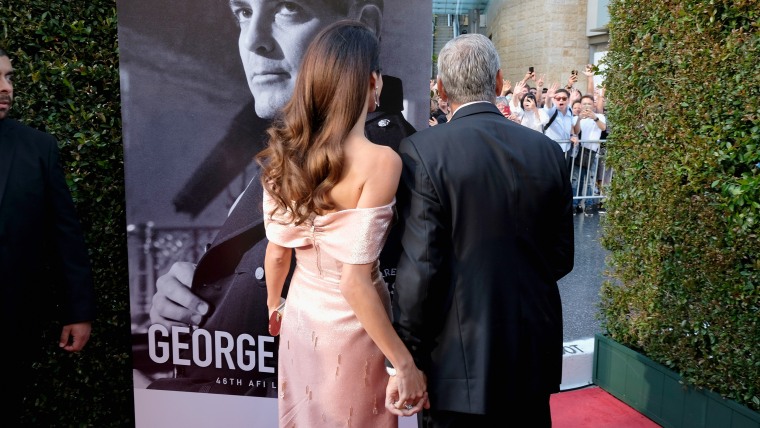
xmin=428 ymin=64 xmax=610 ymax=213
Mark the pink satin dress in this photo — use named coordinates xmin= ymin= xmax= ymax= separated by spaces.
xmin=263 ymin=190 xmax=397 ymax=428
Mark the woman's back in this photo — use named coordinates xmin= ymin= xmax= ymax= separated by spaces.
xmin=263 ymin=135 xmax=402 ymax=428
xmin=260 ymin=21 xmax=426 ymax=426
xmin=327 ymin=135 xmax=401 ymax=213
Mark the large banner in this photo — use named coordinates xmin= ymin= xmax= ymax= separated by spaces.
xmin=117 ymin=0 xmax=431 ymax=425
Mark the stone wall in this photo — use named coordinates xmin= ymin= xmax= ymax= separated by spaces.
xmin=487 ymin=0 xmax=591 ymax=91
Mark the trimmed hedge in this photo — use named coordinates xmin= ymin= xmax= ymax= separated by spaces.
xmin=600 ymin=0 xmax=759 ymax=411
xmin=1 ymin=1 xmax=133 ymax=426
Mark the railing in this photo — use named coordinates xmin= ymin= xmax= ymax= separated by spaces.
xmin=557 ymin=139 xmax=612 ymax=210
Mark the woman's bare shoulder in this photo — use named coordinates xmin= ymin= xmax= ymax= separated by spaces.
xmin=354 ymin=141 xmax=401 ymax=208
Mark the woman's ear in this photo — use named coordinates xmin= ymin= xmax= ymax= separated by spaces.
xmin=368 ymin=71 xmax=382 ymax=113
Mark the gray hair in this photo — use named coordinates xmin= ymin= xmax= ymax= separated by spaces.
xmin=437 ymin=33 xmax=500 ymax=105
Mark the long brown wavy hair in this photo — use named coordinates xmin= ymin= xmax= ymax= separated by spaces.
xmin=256 ymin=20 xmax=380 ymax=225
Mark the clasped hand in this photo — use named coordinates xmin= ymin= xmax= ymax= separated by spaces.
xmin=385 ymin=367 xmax=429 ymax=416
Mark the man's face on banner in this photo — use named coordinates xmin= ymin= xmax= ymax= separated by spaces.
xmin=230 ymin=0 xmax=346 ymax=119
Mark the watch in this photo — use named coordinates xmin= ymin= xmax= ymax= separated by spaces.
xmin=593 ymin=117 xmax=599 ymax=122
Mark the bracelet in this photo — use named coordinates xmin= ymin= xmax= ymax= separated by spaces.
xmin=386 ymin=366 xmax=397 ymax=376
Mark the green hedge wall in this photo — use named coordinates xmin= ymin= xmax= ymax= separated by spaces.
xmin=1 ymin=1 xmax=133 ymax=426
xmin=600 ymin=0 xmax=759 ymax=411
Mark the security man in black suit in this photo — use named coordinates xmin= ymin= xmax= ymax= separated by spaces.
xmin=0 ymin=47 xmax=96 ymax=424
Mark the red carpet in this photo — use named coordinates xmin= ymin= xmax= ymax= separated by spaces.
xmin=551 ymin=386 xmax=661 ymax=427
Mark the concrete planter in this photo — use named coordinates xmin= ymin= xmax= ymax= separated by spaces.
xmin=593 ymin=333 xmax=760 ymax=428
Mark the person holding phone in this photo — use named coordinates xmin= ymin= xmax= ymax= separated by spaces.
xmin=572 ymin=94 xmax=607 ymax=211
xmin=566 ymin=69 xmax=579 ymax=92
xmin=509 ymin=81 xmax=549 ymax=132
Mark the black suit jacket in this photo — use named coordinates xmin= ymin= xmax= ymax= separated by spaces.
xmin=393 ymin=102 xmax=574 ymax=414
xmin=0 ymin=118 xmax=95 ymax=348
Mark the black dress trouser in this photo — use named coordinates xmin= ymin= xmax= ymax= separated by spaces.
xmin=419 ymin=393 xmax=552 ymax=428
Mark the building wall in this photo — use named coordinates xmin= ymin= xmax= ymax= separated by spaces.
xmin=487 ymin=0 xmax=593 ymax=91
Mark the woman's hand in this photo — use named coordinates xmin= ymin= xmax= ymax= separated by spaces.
xmin=385 ymin=365 xmax=429 ymax=416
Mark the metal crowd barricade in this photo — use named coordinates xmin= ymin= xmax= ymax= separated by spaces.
xmin=557 ymin=139 xmax=612 ymax=209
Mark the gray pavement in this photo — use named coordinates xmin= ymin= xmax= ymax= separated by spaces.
xmin=557 ymin=209 xmax=610 ymax=390
xmin=559 ymin=209 xmax=609 ymax=342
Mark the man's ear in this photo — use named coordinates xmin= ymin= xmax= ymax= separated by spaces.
xmin=495 ymin=69 xmax=504 ymax=96
xmin=353 ymin=3 xmax=383 ymax=38
xmin=437 ymin=78 xmax=448 ymax=102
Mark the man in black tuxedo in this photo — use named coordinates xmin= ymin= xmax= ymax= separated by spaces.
xmin=0 ymin=47 xmax=96 ymax=424
xmin=386 ymin=34 xmax=574 ymax=426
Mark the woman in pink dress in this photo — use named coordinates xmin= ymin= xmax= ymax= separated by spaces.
xmin=256 ymin=21 xmax=428 ymax=427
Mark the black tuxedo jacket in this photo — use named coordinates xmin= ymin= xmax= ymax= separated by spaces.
xmin=393 ymin=102 xmax=574 ymax=414
xmin=0 ymin=118 xmax=95 ymax=346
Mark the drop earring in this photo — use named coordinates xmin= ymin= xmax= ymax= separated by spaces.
xmin=374 ymin=87 xmax=380 ymax=108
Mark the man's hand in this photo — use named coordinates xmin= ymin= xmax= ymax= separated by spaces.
xmin=59 ymin=321 xmax=92 ymax=352
xmin=547 ymin=82 xmax=559 ymax=99
xmin=567 ymin=73 xmax=579 ymax=88
xmin=150 ymin=262 xmax=209 ymax=328
xmin=569 ymin=88 xmax=581 ymax=104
